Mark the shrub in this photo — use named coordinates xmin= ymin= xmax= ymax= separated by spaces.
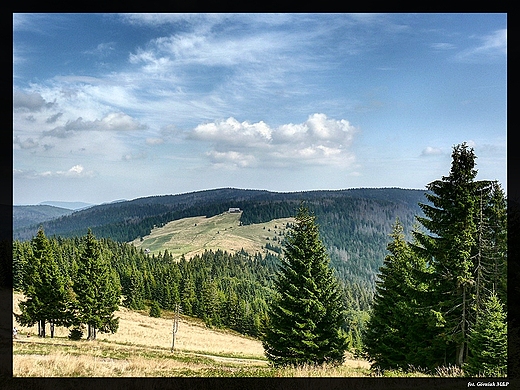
xmin=149 ymin=301 xmax=162 ymax=318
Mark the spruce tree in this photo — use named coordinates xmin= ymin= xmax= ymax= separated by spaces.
xmin=149 ymin=300 xmax=162 ymax=318
xmin=413 ymin=142 xmax=479 ymax=367
xmin=263 ymin=204 xmax=347 ymax=367
xmin=364 ymin=219 xmax=440 ymax=371
xmin=473 ymin=181 xmax=507 ymax=308
xmin=16 ymin=227 xmax=73 ymax=337
xmin=73 ymin=229 xmax=120 ymax=340
xmin=465 ymin=292 xmax=507 ymax=377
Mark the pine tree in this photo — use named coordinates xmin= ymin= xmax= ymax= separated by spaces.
xmin=149 ymin=300 xmax=162 ymax=318
xmin=364 ymin=219 xmax=440 ymax=371
xmin=73 ymin=229 xmax=120 ymax=340
xmin=16 ymin=227 xmax=73 ymax=337
xmin=465 ymin=292 xmax=507 ymax=377
xmin=263 ymin=204 xmax=348 ymax=367
xmin=413 ymin=142 xmax=479 ymax=367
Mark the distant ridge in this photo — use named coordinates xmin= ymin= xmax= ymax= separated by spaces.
xmin=13 ymin=205 xmax=75 ymax=230
xmin=13 ymin=187 xmax=427 ymax=241
xmin=39 ymin=201 xmax=94 ymax=210
xmin=13 ymin=187 xmax=429 ymax=291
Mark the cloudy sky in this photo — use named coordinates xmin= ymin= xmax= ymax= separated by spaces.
xmin=13 ymin=13 xmax=507 ymax=205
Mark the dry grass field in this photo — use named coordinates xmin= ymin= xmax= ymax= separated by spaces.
xmin=12 ymin=292 xmax=372 ymax=377
xmin=129 ymin=212 xmax=294 ymax=258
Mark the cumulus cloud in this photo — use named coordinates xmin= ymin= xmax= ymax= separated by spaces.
xmin=13 ymin=90 xmax=54 ymax=112
xmin=188 ymin=113 xmax=358 ymax=169
xmin=191 ymin=117 xmax=272 ymax=146
xmin=206 ymin=150 xmax=257 ymax=168
xmin=43 ymin=112 xmax=147 ymax=138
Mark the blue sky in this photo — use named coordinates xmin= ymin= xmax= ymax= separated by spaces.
xmin=13 ymin=13 xmax=507 ymax=205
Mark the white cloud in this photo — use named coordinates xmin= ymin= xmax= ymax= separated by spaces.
xmin=188 ymin=113 xmax=358 ymax=169
xmin=431 ymin=42 xmax=456 ymax=50
xmin=191 ymin=117 xmax=272 ymax=146
xmin=43 ymin=112 xmax=146 ymax=138
xmin=206 ymin=150 xmax=257 ymax=168
xmin=146 ymin=137 xmax=164 ymax=145
xmin=83 ymin=42 xmax=116 ymax=57
xmin=14 ymin=165 xmax=95 ymax=179
xmin=455 ymin=29 xmax=507 ymax=62
xmin=421 ymin=146 xmax=443 ymax=156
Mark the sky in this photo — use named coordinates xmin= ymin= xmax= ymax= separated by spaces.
xmin=13 ymin=13 xmax=507 ymax=205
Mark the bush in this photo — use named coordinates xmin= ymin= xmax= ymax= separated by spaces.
xmin=69 ymin=326 xmax=84 ymax=340
xmin=149 ymin=301 xmax=162 ymax=318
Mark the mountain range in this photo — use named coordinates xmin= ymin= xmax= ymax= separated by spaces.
xmin=13 ymin=187 xmax=429 ymax=290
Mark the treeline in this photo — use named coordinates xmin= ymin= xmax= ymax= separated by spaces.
xmin=14 ymin=229 xmax=120 ymax=340
xmin=14 ymin=231 xmax=369 ymax=349
xmin=363 ymin=143 xmax=507 ymax=376
xmin=13 ymin=188 xmax=426 ymax=321
xmin=13 ymin=233 xmax=276 ymax=337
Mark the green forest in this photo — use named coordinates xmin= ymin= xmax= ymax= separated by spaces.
xmin=12 ymin=143 xmax=507 ymax=376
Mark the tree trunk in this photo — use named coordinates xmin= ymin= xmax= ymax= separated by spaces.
xmin=87 ymin=324 xmax=97 ymax=340
xmin=50 ymin=322 xmax=55 ymax=338
xmin=39 ymin=320 xmax=46 ymax=338
xmin=457 ymin=286 xmax=467 ymax=366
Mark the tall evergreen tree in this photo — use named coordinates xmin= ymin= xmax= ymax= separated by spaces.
xmin=364 ymin=219 xmax=440 ymax=371
xmin=16 ymin=227 xmax=73 ymax=337
xmin=263 ymin=204 xmax=347 ymax=367
xmin=473 ymin=180 xmax=507 ymax=309
xmin=413 ymin=142 xmax=479 ymax=367
xmin=73 ymin=229 xmax=120 ymax=340
xmin=465 ymin=292 xmax=507 ymax=377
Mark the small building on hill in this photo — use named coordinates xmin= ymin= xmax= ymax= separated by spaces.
xmin=228 ymin=207 xmax=241 ymax=213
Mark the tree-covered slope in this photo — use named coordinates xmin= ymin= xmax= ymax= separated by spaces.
xmin=14 ymin=188 xmax=426 ymax=242
xmin=13 ymin=205 xmax=74 ymax=230
xmin=13 ymin=187 xmax=428 ymax=295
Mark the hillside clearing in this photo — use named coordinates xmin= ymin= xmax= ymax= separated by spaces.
xmin=129 ymin=212 xmax=295 ymax=258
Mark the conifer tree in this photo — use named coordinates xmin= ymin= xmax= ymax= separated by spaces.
xmin=413 ymin=142 xmax=479 ymax=366
xmin=473 ymin=180 xmax=507 ymax=309
xmin=465 ymin=292 xmax=507 ymax=377
xmin=16 ymin=227 xmax=73 ymax=337
xmin=263 ymin=204 xmax=347 ymax=367
xmin=149 ymin=300 xmax=162 ymax=318
xmin=73 ymin=229 xmax=120 ymax=340
xmin=364 ymin=219 xmax=440 ymax=370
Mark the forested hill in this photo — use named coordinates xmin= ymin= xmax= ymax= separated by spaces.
xmin=14 ymin=187 xmax=426 ymax=243
xmin=13 ymin=187 xmax=428 ymax=290
xmin=13 ymin=205 xmax=74 ymax=231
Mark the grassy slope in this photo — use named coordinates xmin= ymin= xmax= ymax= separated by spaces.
xmin=129 ymin=211 xmax=295 ymax=258
xmin=12 ymin=292 xmax=372 ymax=377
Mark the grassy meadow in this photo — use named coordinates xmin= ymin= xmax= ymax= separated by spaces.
xmin=129 ymin=212 xmax=294 ymax=258
xmin=12 ymin=292 xmax=372 ymax=377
